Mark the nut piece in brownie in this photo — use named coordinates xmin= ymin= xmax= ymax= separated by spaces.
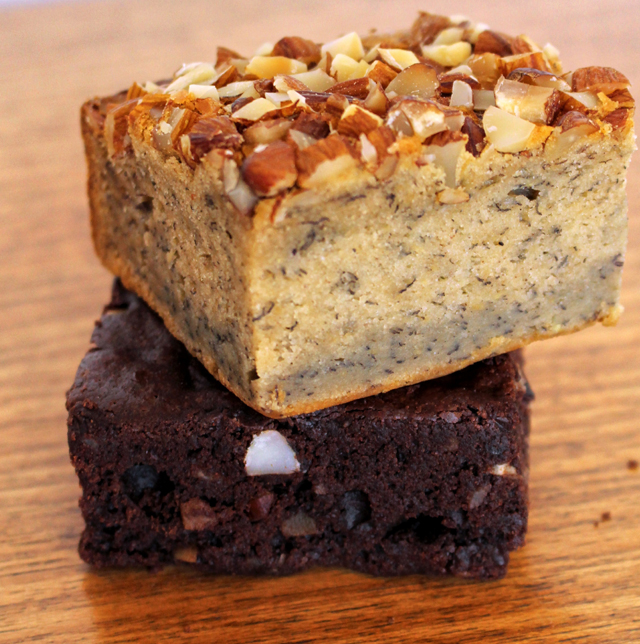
xmin=81 ymin=12 xmax=634 ymax=417
xmin=67 ymin=281 xmax=532 ymax=579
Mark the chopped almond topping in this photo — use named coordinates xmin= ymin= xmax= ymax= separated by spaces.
xmin=104 ymin=10 xmax=632 ymax=194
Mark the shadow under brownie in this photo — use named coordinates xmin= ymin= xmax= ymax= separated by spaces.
xmin=67 ymin=280 xmax=532 ymax=579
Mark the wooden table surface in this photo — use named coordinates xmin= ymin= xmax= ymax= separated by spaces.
xmin=1 ymin=0 xmax=639 ymax=641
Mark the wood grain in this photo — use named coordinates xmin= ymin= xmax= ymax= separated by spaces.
xmin=1 ymin=1 xmax=639 ymax=641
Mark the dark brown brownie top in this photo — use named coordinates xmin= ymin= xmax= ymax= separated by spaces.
xmin=67 ymin=279 xmax=532 ymax=430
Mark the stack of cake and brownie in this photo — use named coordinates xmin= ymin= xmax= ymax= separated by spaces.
xmin=68 ymin=12 xmax=635 ymax=579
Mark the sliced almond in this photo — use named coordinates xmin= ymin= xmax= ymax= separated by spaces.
xmin=542 ymin=43 xmax=563 ymax=75
xmin=243 ymin=118 xmax=293 ymax=145
xmin=242 ymin=141 xmax=297 ymax=197
xmin=296 ymin=134 xmax=359 ymax=188
xmin=603 ymin=108 xmax=631 ymax=130
xmin=385 ymin=63 xmax=439 ymax=100
xmin=473 ymin=30 xmax=513 ymax=57
xmin=572 ymin=67 xmax=630 ymax=95
xmin=245 ymin=56 xmax=308 ymax=79
xmin=188 ymin=84 xmax=220 ymax=100
xmin=331 ymin=53 xmax=364 ymax=83
xmin=461 ymin=116 xmax=485 ymax=156
xmin=562 ymin=91 xmax=600 ymax=111
xmin=363 ymin=81 xmax=389 ymax=115
xmin=378 ymin=48 xmax=421 ymax=72
xmin=291 ymin=112 xmax=331 ymax=139
xmin=321 ymin=32 xmax=364 ymax=61
xmin=495 ymin=77 xmax=560 ymax=125
xmin=329 ymin=77 xmax=373 ymax=99
xmin=422 ymin=41 xmax=472 ymax=68
xmin=166 ymin=63 xmax=216 ymax=94
xmin=232 ymin=97 xmax=279 ymax=121
xmin=287 ymin=68 xmax=336 ymax=92
xmin=218 ymin=80 xmax=256 ymax=99
xmin=184 ymin=116 xmax=242 ymax=162
xmin=472 ymin=89 xmax=496 ymax=111
xmin=483 ymin=105 xmax=536 ymax=153
xmin=386 ymin=99 xmax=447 ymax=140
xmin=507 ymin=68 xmax=571 ymax=91
xmin=272 ymin=37 xmax=321 ymax=65
xmin=438 ymin=71 xmax=481 ymax=92
xmin=423 ymin=131 xmax=467 ymax=187
xmin=216 ymin=47 xmax=243 ymax=68
xmin=467 ymin=53 xmax=502 ymax=89
xmin=337 ymin=104 xmax=383 ymax=137
xmin=433 ymin=27 xmax=465 ymax=45
xmin=550 ymin=111 xmax=600 ymax=155
xmin=450 ymin=80 xmax=473 ymax=108
xmin=273 ymin=75 xmax=308 ymax=93
xmin=104 ymin=98 xmax=139 ymax=157
xmin=365 ymin=60 xmax=398 ymax=88
xmin=410 ymin=12 xmax=452 ymax=46
xmin=500 ymin=52 xmax=551 ymax=76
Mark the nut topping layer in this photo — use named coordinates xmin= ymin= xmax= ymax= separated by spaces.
xmin=99 ymin=12 xmax=634 ymax=213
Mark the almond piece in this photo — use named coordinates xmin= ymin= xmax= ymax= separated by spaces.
xmin=296 ymin=134 xmax=359 ymax=188
xmin=386 ymin=63 xmax=439 ymax=100
xmin=287 ymin=68 xmax=336 ymax=92
xmin=378 ymin=48 xmax=421 ymax=71
xmin=272 ymin=37 xmax=321 ymax=65
xmin=184 ymin=116 xmax=242 ymax=161
xmin=329 ymin=77 xmax=373 ymax=99
xmin=363 ymin=81 xmax=389 ymax=115
xmin=291 ymin=112 xmax=331 ymax=139
xmin=216 ymin=46 xmax=244 ymax=68
xmin=495 ymin=77 xmax=560 ymax=125
xmin=500 ymin=52 xmax=551 ymax=76
xmin=245 ymin=56 xmax=308 ymax=79
xmin=483 ymin=105 xmax=536 ymax=153
xmin=242 ymin=141 xmax=297 ymax=197
xmin=104 ymin=98 xmax=139 ymax=157
xmin=243 ymin=118 xmax=293 ymax=145
xmin=436 ymin=187 xmax=470 ymax=204
xmin=338 ymin=104 xmax=383 ymax=138
xmin=462 ymin=116 xmax=485 ymax=156
xmin=507 ymin=68 xmax=571 ymax=91
xmin=450 ymin=80 xmax=474 ymax=108
xmin=603 ymin=108 xmax=631 ymax=130
xmin=321 ymin=32 xmax=364 ymax=61
xmin=232 ymin=97 xmax=279 ymax=121
xmin=387 ymin=99 xmax=447 ymax=140
xmin=180 ymin=498 xmax=219 ymax=531
xmin=550 ymin=111 xmax=600 ymax=155
xmin=365 ymin=60 xmax=398 ymax=88
xmin=572 ymin=67 xmax=630 ymax=95
xmin=474 ymin=30 xmax=514 ymax=57
xmin=438 ymin=71 xmax=481 ymax=92
xmin=410 ymin=12 xmax=452 ymax=46
xmin=422 ymin=42 xmax=472 ymax=68
xmin=467 ymin=52 xmax=502 ymax=89
xmin=423 ymin=130 xmax=467 ymax=187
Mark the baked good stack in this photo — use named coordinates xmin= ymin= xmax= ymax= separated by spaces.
xmin=68 ymin=11 xmax=634 ymax=579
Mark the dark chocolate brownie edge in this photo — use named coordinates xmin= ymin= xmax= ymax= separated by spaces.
xmin=68 ymin=280 xmax=531 ymax=580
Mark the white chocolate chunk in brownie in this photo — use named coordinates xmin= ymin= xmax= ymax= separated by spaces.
xmin=82 ymin=11 xmax=635 ymax=417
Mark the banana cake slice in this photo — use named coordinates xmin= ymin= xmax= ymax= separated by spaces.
xmin=81 ymin=12 xmax=635 ymax=417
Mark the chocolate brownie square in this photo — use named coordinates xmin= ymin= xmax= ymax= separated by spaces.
xmin=67 ymin=280 xmax=531 ymax=579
